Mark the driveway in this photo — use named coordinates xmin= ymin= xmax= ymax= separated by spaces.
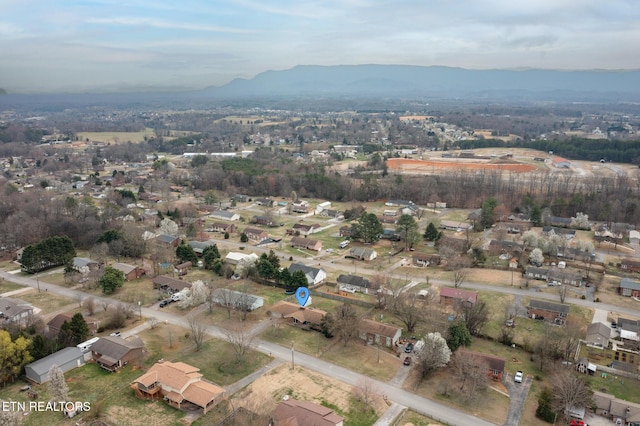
xmin=502 ymin=371 xmax=532 ymax=426
xmin=592 ymin=308 xmax=608 ymax=324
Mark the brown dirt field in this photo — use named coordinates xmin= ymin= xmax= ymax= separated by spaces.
xmin=388 ymin=158 xmax=537 ymax=173
xmin=232 ymin=364 xmax=388 ymax=418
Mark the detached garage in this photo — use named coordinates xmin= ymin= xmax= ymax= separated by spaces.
xmin=24 ymin=347 xmax=85 ymax=384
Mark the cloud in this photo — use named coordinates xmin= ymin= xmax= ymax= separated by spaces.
xmin=85 ymin=16 xmax=255 ymax=34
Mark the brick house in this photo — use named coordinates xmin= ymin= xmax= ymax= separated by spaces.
xmin=112 ymin=262 xmax=145 ymax=281
xmin=92 ymin=336 xmax=144 ymax=372
xmin=358 ymin=319 xmax=401 ymax=347
xmin=152 ymin=276 xmax=192 ymax=293
xmin=209 ymin=222 xmax=236 ymax=234
xmin=243 ymin=227 xmax=269 ymax=242
xmin=619 ymin=278 xmax=640 ymax=297
xmin=47 ymin=313 xmax=99 ymax=337
xmin=621 ymin=258 xmax=640 ymax=273
xmin=290 ymin=237 xmax=322 ymax=252
xmin=460 ymin=350 xmax=506 ymax=381
xmin=412 ymin=253 xmax=441 ymax=267
xmin=527 ymin=299 xmax=570 ymax=325
xmin=339 ymin=226 xmax=352 ymax=237
xmin=439 ymin=287 xmax=478 ymax=307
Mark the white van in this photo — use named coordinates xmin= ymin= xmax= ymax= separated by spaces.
xmin=171 ymin=293 xmax=182 ymax=302
xmin=339 ymin=240 xmax=350 ymax=249
xmin=77 ymin=337 xmax=100 ymax=353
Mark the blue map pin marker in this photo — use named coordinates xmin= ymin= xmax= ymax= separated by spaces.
xmin=295 ymin=287 xmax=310 ymax=307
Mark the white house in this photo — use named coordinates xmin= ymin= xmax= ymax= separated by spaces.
xmin=210 ymin=210 xmax=240 ymax=221
xmin=288 ymin=263 xmax=327 ymax=286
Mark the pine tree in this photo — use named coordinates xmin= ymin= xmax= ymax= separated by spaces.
xmin=69 ymin=313 xmax=90 ymax=345
xmin=57 ymin=321 xmax=75 ymax=347
xmin=424 ymin=222 xmax=440 ymax=241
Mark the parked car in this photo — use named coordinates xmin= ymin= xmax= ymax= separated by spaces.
xmin=159 ymin=300 xmax=169 ymax=308
xmin=405 ymin=342 xmax=414 ymax=353
xmin=611 ymin=321 xmax=617 ymax=329
xmin=514 ymin=371 xmax=524 ymax=383
xmin=403 ymin=356 xmax=411 ymax=366
xmin=110 ymin=331 xmax=121 ymax=337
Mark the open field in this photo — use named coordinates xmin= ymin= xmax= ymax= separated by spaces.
xmin=0 ymin=279 xmax=25 ymax=294
xmin=18 ymin=289 xmax=76 ymax=315
xmin=76 ymin=129 xmax=157 ymax=144
xmin=388 ymin=157 xmax=539 ymax=174
xmin=398 ymin=410 xmax=444 ymax=426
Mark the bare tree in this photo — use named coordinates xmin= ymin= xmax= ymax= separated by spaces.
xmin=84 ymin=297 xmax=96 ymax=316
xmin=167 ymin=327 xmax=174 ymax=349
xmin=450 ymin=351 xmax=490 ymax=401
xmin=0 ymin=406 xmax=21 ymax=426
xmin=226 ymin=325 xmax=255 ymax=363
xmin=550 ymin=371 xmax=594 ymax=422
xmin=457 ymin=300 xmax=489 ymax=336
xmin=392 ymin=291 xmax=428 ymax=333
xmin=448 ymin=256 xmax=470 ymax=288
xmin=47 ymin=364 xmax=69 ymax=401
xmin=333 ymin=304 xmax=359 ymax=347
xmin=188 ymin=313 xmax=207 ymax=351
xmin=351 ymin=377 xmax=379 ymax=407
xmin=558 ymin=283 xmax=568 ymax=304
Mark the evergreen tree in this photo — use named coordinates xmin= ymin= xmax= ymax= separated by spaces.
xmin=290 ymin=270 xmax=309 ymax=288
xmin=424 ymin=222 xmax=440 ymax=241
xmin=69 ymin=313 xmax=90 ymax=345
xmin=99 ymin=266 xmax=125 ymax=294
xmin=202 ymin=244 xmax=220 ymax=270
xmin=176 ymin=242 xmax=198 ymax=265
xmin=446 ymin=320 xmax=472 ymax=352
xmin=57 ymin=321 xmax=75 ymax=347
xmin=352 ymin=212 xmax=383 ymax=243
xmin=240 ymin=233 xmax=248 ymax=243
xmin=535 ymin=388 xmax=556 ymax=423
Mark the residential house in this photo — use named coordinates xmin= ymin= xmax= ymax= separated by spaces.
xmin=288 ymin=263 xmax=327 ymax=286
xmin=292 ymin=201 xmax=310 ymax=213
xmin=527 ymin=299 xmax=570 ymax=325
xmin=378 ymin=215 xmax=398 ymax=225
xmin=336 ymin=274 xmax=371 ymax=294
xmin=272 ymin=399 xmax=344 ymax=426
xmin=152 ymin=276 xmax=192 ymax=293
xmin=593 ymin=391 xmax=640 ymax=426
xmin=380 ymin=229 xmax=401 ymax=241
xmin=224 ymin=252 xmax=259 ymax=266
xmin=188 ymin=240 xmax=217 ymax=256
xmin=412 ymin=253 xmax=442 ymax=267
xmin=547 ymin=269 xmax=584 ymax=287
xmin=439 ymin=288 xmax=478 ymax=307
xmin=586 ymin=322 xmax=611 ymax=347
xmin=525 ymin=266 xmax=549 ymax=281
xmin=211 ymin=288 xmax=264 ymax=311
xmin=251 ymin=215 xmax=275 ymax=226
xmin=619 ymin=278 xmax=640 ymax=298
xmin=617 ymin=317 xmax=640 ymax=344
xmin=339 ymin=226 xmax=352 ymax=238
xmin=209 ymin=210 xmax=240 ymax=222
xmin=486 ymin=240 xmax=524 ymax=256
xmin=291 ymin=223 xmax=319 ymax=236
xmin=439 ymin=220 xmax=473 ymax=231
xmin=112 ymin=262 xmax=144 ymax=281
xmin=542 ymin=226 xmax=576 ymax=239
xmin=131 ymin=361 xmax=225 ymax=414
xmin=181 ymin=217 xmax=204 ymax=228
xmin=243 ymin=227 xmax=269 ymax=242
xmin=349 ymin=247 xmax=378 ymax=261
xmin=47 ymin=313 xmax=99 ymax=338
xmin=0 ymin=297 xmax=35 ymax=327
xmin=254 ymin=198 xmax=274 ymax=207
xmin=175 ymin=261 xmax=192 ymax=276
xmin=358 ymin=319 xmax=402 ymax=347
xmin=621 ymin=258 xmax=640 ymax=273
xmin=268 ymin=301 xmax=327 ymax=330
xmin=595 ymin=225 xmax=624 ymax=244
xmin=156 ymin=234 xmax=180 ymax=248
xmin=208 ymin=222 xmax=236 ymax=234
xmin=291 ymin=237 xmax=323 ymax=252
xmin=546 ymin=216 xmax=573 ymax=228
xmin=24 ymin=347 xmax=85 ymax=384
xmin=321 ymin=209 xmax=342 ymax=219
xmin=71 ymin=257 xmax=100 ymax=275
xmin=92 ymin=336 xmax=144 ymax=372
xmin=460 ymin=350 xmax=506 ymax=381
xmin=232 ymin=194 xmax=248 ymax=203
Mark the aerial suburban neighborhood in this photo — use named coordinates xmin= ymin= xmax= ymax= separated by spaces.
xmin=1 ymin=44 xmax=640 ymax=426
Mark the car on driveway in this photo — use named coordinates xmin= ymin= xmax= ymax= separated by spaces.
xmin=405 ymin=342 xmax=413 ymax=353
xmin=403 ymin=356 xmax=411 ymax=366
xmin=110 ymin=331 xmax=121 ymax=337
xmin=514 ymin=371 xmax=524 ymax=383
xmin=159 ymin=300 xmax=169 ymax=308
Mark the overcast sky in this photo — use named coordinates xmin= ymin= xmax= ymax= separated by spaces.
xmin=1 ymin=0 xmax=639 ymax=93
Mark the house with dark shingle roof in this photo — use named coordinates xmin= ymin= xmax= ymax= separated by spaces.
xmin=358 ymin=319 xmax=401 ymax=347
xmin=92 ymin=336 xmax=144 ymax=372
xmin=620 ymin=278 xmax=640 ymax=297
xmin=288 ymin=263 xmax=326 ymax=285
xmin=336 ymin=274 xmax=371 ymax=293
xmin=459 ymin=350 xmax=506 ymax=381
xmin=152 ymin=276 xmax=192 ymax=293
xmin=439 ymin=288 xmax=478 ymax=307
xmin=527 ymin=299 xmax=570 ymax=325
xmin=272 ymin=399 xmax=344 ymax=426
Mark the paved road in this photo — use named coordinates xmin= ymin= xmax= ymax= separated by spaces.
xmin=0 ymin=269 xmax=496 ymax=426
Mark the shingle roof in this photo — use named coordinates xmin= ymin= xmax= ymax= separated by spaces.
xmin=273 ymin=399 xmax=344 ymax=426
xmin=359 ymin=319 xmax=401 ymax=339
xmin=92 ymin=336 xmax=143 ymax=361
xmin=620 ymin=278 xmax=640 ymax=291
xmin=528 ymin=299 xmax=570 ymax=314
xmin=439 ymin=288 xmax=478 ymax=304
xmin=336 ymin=274 xmax=370 ymax=288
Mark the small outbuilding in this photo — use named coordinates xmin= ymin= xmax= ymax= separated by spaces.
xmin=24 ymin=347 xmax=85 ymax=384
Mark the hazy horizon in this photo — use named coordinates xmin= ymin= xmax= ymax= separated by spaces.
xmin=2 ymin=0 xmax=639 ymax=94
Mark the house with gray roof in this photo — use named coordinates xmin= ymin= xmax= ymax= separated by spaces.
xmin=0 ymin=297 xmax=36 ymax=327
xmin=586 ymin=322 xmax=611 ymax=346
xmin=336 ymin=274 xmax=371 ymax=293
xmin=210 ymin=210 xmax=240 ymax=221
xmin=349 ymin=247 xmax=378 ymax=261
xmin=527 ymin=299 xmax=570 ymax=325
xmin=24 ymin=347 xmax=85 ymax=383
xmin=211 ymin=288 xmax=264 ymax=311
xmin=188 ymin=240 xmax=217 ymax=255
xmin=91 ymin=336 xmax=144 ymax=372
xmin=619 ymin=278 xmax=640 ymax=298
xmin=288 ymin=263 xmax=327 ymax=286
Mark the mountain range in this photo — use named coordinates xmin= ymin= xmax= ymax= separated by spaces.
xmin=201 ymin=65 xmax=640 ymax=101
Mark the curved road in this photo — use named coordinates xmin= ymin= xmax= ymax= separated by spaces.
xmin=0 ymin=269 xmax=494 ymax=426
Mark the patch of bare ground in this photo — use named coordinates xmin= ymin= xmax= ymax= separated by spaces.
xmin=232 ymin=363 xmax=388 ymax=419
xmin=106 ymin=403 xmax=179 ymax=426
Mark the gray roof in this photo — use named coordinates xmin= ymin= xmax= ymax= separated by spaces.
xmin=620 ymin=278 xmax=640 ymax=291
xmin=25 ymin=347 xmax=84 ymax=376
xmin=289 ymin=263 xmax=322 ymax=278
xmin=211 ymin=288 xmax=264 ymax=309
xmin=618 ymin=317 xmax=640 ymax=333
xmin=92 ymin=336 xmax=143 ymax=360
xmin=188 ymin=240 xmax=216 ymax=253
xmin=211 ymin=210 xmax=237 ymax=219
xmin=73 ymin=257 xmax=97 ymax=268
xmin=528 ymin=299 xmax=570 ymax=314
xmin=157 ymin=234 xmax=178 ymax=243
xmin=112 ymin=262 xmax=137 ymax=275
xmin=0 ymin=297 xmax=34 ymax=319
xmin=350 ymin=247 xmax=377 ymax=258
xmin=337 ymin=274 xmax=370 ymax=288
xmin=586 ymin=322 xmax=611 ymax=338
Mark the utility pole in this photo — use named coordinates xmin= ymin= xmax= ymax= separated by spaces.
xmin=291 ymin=343 xmax=295 ymax=369
xmin=36 ymin=275 xmax=40 ymax=293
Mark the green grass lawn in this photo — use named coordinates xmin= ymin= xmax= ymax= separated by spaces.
xmin=399 ymin=410 xmax=444 ymax=426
